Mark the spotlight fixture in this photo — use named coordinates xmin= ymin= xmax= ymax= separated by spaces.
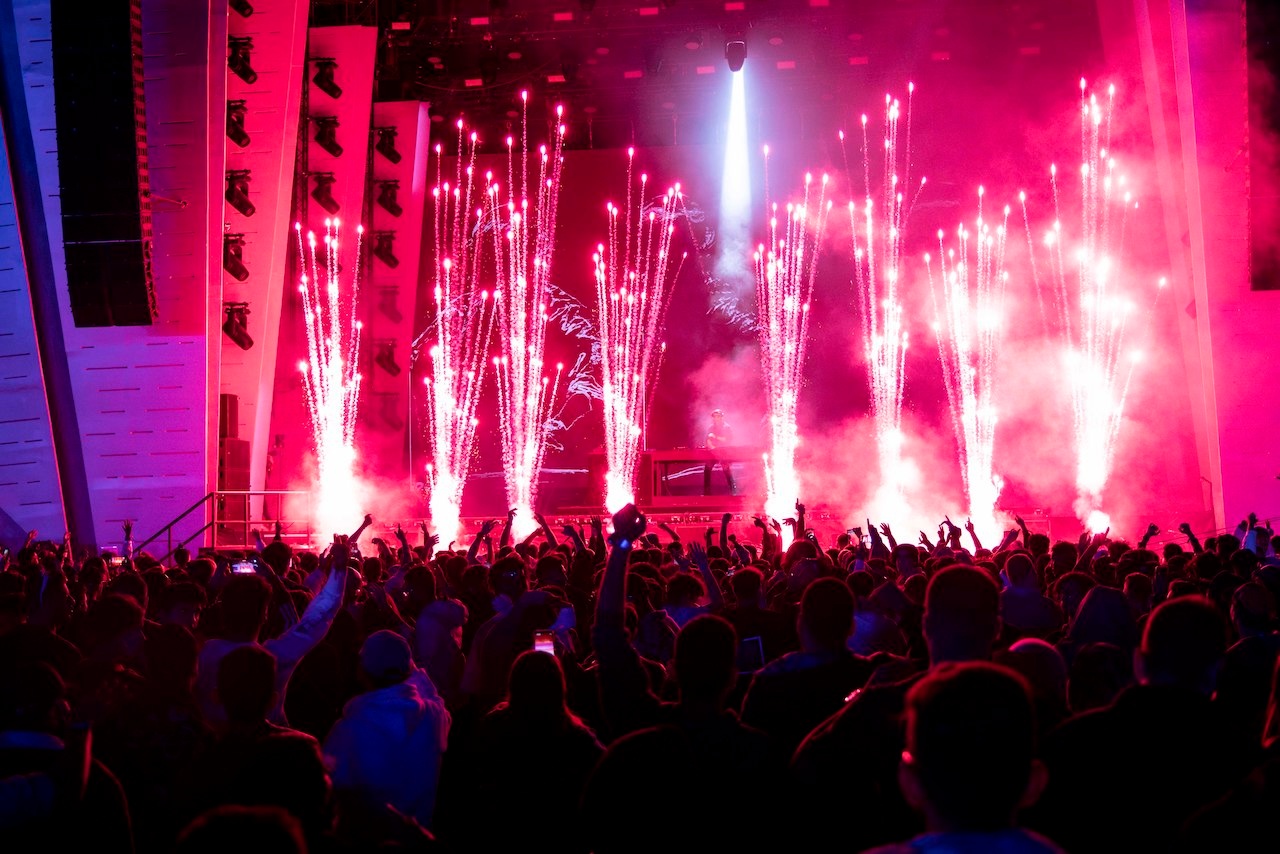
xmin=225 ymin=170 xmax=255 ymax=217
xmin=229 ymin=0 xmax=253 ymax=17
xmin=375 ymin=342 xmax=402 ymax=376
xmin=226 ymin=100 xmax=250 ymax=147
xmin=222 ymin=303 xmax=254 ymax=351
xmin=223 ymin=233 xmax=250 ymax=281
xmin=312 ymin=58 xmax=342 ymax=99
xmin=310 ymin=172 xmax=339 ymax=215
xmin=228 ymin=37 xmax=258 ymax=84
xmin=312 ymin=116 xmax=343 ymax=157
xmin=725 ymin=38 xmax=747 ymax=72
xmin=376 ymin=180 xmax=402 ymax=217
xmin=374 ymin=127 xmax=402 ymax=163
xmin=372 ymin=231 xmax=399 ymax=268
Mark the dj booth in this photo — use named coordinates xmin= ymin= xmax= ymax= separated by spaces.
xmin=587 ymin=447 xmax=763 ymax=509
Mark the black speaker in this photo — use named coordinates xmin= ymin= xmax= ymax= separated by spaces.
xmin=51 ymin=0 xmax=156 ymax=326
xmin=219 ymin=394 xmax=239 ymax=439
xmin=218 ymin=438 xmax=250 ymax=489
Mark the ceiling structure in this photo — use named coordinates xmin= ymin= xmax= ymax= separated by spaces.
xmin=312 ymin=0 xmax=1106 ymax=152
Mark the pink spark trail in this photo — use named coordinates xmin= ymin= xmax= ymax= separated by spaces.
xmin=756 ymin=157 xmax=831 ymax=537
xmin=593 ymin=149 xmax=685 ymax=512
xmin=296 ymin=219 xmax=365 ymax=539
xmin=926 ymin=186 xmax=1010 ymax=542
xmin=1019 ymin=81 xmax=1163 ymax=530
xmin=487 ymin=93 xmax=569 ymax=536
xmin=843 ymin=86 xmax=923 ymax=525
xmin=422 ymin=123 xmax=498 ymax=544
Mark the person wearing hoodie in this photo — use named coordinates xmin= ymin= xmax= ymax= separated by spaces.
xmin=403 ymin=566 xmax=469 ymax=710
xmin=323 ymin=630 xmax=451 ymax=830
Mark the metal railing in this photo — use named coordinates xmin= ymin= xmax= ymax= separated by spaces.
xmin=134 ymin=490 xmax=313 ymax=563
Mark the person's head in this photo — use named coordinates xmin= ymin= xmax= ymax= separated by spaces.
xmin=0 ymin=662 xmax=67 ymax=733
xmin=218 ymin=644 xmax=277 ymax=724
xmin=1216 ymin=533 xmax=1241 ymax=558
xmin=672 ymin=614 xmax=737 ymax=707
xmin=534 ymin=554 xmax=567 ymax=589
xmin=1231 ymin=581 xmax=1277 ymax=639
xmin=923 ymin=567 xmax=1001 ymax=665
xmin=186 ymin=557 xmax=216 ymax=588
xmin=1122 ymin=572 xmax=1153 ymax=620
xmin=176 ymin=805 xmax=306 ymax=854
xmin=358 ymin=629 xmax=413 ymax=690
xmin=401 ymin=565 xmax=437 ymax=615
xmin=1064 ymin=585 xmax=1137 ymax=652
xmin=997 ymin=639 xmax=1069 ymax=734
xmin=489 ymin=555 xmax=528 ymax=601
xmin=1137 ymin=595 xmax=1228 ymax=695
xmin=1026 ymin=532 xmax=1051 ymax=558
xmin=504 ymin=648 xmax=570 ymax=724
xmin=1067 ymin=641 xmax=1134 ymax=714
xmin=105 ymin=571 xmax=149 ymax=613
xmin=261 ymin=541 xmax=293 ymax=577
xmin=710 ymin=408 xmax=724 ymax=424
xmin=899 ymin=662 xmax=1045 ymax=832
xmin=145 ymin=623 xmax=200 ymax=694
xmin=666 ymin=572 xmax=706 ymax=608
xmin=156 ymin=581 xmax=207 ymax=631
xmin=217 ymin=574 xmax=272 ymax=641
xmin=84 ymin=594 xmax=146 ymax=665
xmin=1004 ymin=553 xmax=1038 ymax=591
xmin=729 ymin=566 xmax=764 ymax=606
xmin=1050 ymin=541 xmax=1078 ymax=573
xmin=798 ymin=577 xmax=855 ymax=653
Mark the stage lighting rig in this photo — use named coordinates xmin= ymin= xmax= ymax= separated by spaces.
xmin=312 ymin=58 xmax=342 ymax=99
xmin=373 ymin=231 xmax=399 ymax=268
xmin=725 ymin=37 xmax=747 ymax=72
xmin=376 ymin=180 xmax=403 ymax=217
xmin=313 ymin=116 xmax=343 ymax=157
xmin=225 ymin=170 xmax=256 ymax=217
xmin=310 ymin=172 xmax=340 ymax=215
xmin=375 ymin=127 xmax=402 ymax=163
xmin=226 ymin=100 xmax=250 ymax=147
xmin=222 ymin=303 xmax=253 ymax=351
xmin=228 ymin=37 xmax=258 ymax=84
xmin=223 ymin=233 xmax=250 ymax=281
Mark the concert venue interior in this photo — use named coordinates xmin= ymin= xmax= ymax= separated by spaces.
xmin=3 ymin=2 xmax=1280 ymax=853
xmin=0 ymin=0 xmax=1272 ymax=553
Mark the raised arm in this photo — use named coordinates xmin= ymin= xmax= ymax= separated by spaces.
xmin=1178 ymin=521 xmax=1203 ymax=555
xmin=965 ymin=518 xmax=983 ymax=552
xmin=879 ymin=522 xmax=898 ymax=551
xmin=562 ymin=523 xmax=587 ymax=555
xmin=1138 ymin=522 xmax=1159 ymax=551
xmin=657 ymin=521 xmax=682 ymax=543
xmin=499 ymin=508 xmax=516 ymax=550
xmin=795 ymin=501 xmax=807 ymax=540
xmin=1074 ymin=528 xmax=1109 ymax=573
xmin=467 ymin=519 xmax=497 ymax=566
xmin=688 ymin=541 xmax=724 ymax=611
xmin=534 ymin=512 xmax=559 ymax=548
xmin=719 ymin=513 xmax=731 ymax=553
xmin=348 ymin=513 xmax=374 ymax=545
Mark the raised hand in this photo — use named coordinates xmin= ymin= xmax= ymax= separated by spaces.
xmin=479 ymin=519 xmax=498 ymax=537
xmin=1014 ymin=514 xmax=1026 ymax=528
xmin=1092 ymin=527 xmax=1111 ymax=547
xmin=795 ymin=501 xmax=806 ymax=515
xmin=753 ymin=516 xmax=766 ymax=529
xmin=965 ymin=518 xmax=976 ymax=535
xmin=1249 ymin=512 xmax=1259 ymax=529
xmin=722 ymin=512 xmax=733 ymax=525
xmin=508 ymin=507 xmax=518 ymax=521
xmin=562 ymin=524 xmax=576 ymax=538
xmin=782 ymin=518 xmax=796 ymax=528
xmin=1145 ymin=522 xmax=1159 ymax=539
xmin=1178 ymin=521 xmax=1193 ymax=536
xmin=687 ymin=541 xmax=710 ymax=572
xmin=919 ymin=531 xmax=931 ymax=547
xmin=427 ymin=533 xmax=439 ymax=548
xmin=879 ymin=523 xmax=893 ymax=539
xmin=363 ymin=513 xmax=374 ymax=526
xmin=610 ymin=503 xmax=646 ymax=545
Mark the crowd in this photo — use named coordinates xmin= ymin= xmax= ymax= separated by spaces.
xmin=2 ymin=501 xmax=1280 ymax=853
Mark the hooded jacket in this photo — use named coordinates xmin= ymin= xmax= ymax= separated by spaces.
xmin=322 ymin=667 xmax=450 ymax=828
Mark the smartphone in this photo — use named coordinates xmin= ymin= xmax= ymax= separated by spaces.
xmin=533 ymin=630 xmax=556 ymax=655
xmin=737 ymin=636 xmax=765 ymax=672
xmin=232 ymin=560 xmax=256 ymax=574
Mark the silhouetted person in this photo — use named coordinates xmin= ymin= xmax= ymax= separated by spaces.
xmin=1030 ymin=595 xmax=1246 ymax=852
xmin=865 ymin=662 xmax=1064 ymax=853
xmin=175 ymin=805 xmax=307 ymax=854
xmin=790 ymin=565 xmax=1002 ymax=851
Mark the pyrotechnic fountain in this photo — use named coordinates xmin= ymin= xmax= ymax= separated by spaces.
xmin=926 ymin=186 xmax=1009 ymax=542
xmin=844 ymin=87 xmax=923 ymax=525
xmin=756 ymin=153 xmax=831 ymax=538
xmin=488 ymin=92 xmax=569 ymax=537
xmin=593 ymin=148 xmax=685 ymax=512
xmin=296 ymin=219 xmax=364 ymax=539
xmin=421 ymin=121 xmax=498 ymax=544
xmin=1019 ymin=81 xmax=1163 ymax=531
